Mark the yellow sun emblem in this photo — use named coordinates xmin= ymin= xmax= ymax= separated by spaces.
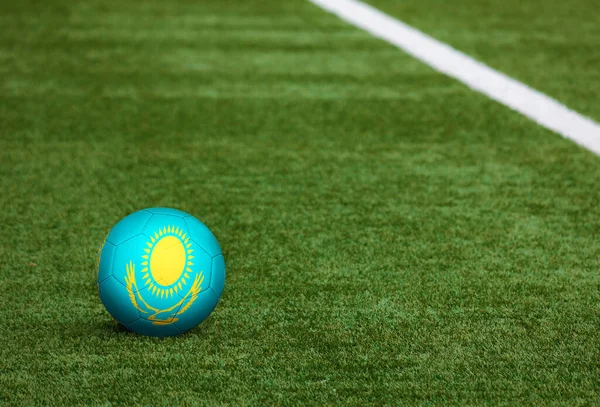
xmin=123 ymin=225 xmax=204 ymax=325
xmin=141 ymin=225 xmax=194 ymax=298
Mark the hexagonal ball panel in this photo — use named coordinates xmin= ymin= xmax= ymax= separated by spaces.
xmin=98 ymin=241 xmax=116 ymax=283
xmin=111 ymin=234 xmax=150 ymax=293
xmin=142 ymin=214 xmax=191 ymax=240
xmin=184 ymin=240 xmax=213 ymax=294
xmin=99 ymin=276 xmax=140 ymax=325
xmin=174 ymin=289 xmax=219 ymax=333
xmin=211 ymin=254 xmax=226 ymax=298
xmin=127 ymin=318 xmax=182 ymax=337
xmin=143 ymin=207 xmax=191 ymax=218
xmin=185 ymin=216 xmax=221 ymax=257
xmin=106 ymin=210 xmax=153 ymax=246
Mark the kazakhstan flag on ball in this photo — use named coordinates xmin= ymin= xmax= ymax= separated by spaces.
xmin=124 ymin=224 xmax=203 ymax=325
xmin=98 ymin=207 xmax=224 ymax=337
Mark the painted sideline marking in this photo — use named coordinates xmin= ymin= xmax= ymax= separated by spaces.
xmin=309 ymin=0 xmax=600 ymax=156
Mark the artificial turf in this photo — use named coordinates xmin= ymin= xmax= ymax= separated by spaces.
xmin=366 ymin=0 xmax=600 ymax=122
xmin=1 ymin=0 xmax=599 ymax=405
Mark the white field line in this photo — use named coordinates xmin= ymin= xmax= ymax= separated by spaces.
xmin=309 ymin=0 xmax=600 ymax=156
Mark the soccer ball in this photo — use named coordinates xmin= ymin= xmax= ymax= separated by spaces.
xmin=97 ymin=208 xmax=225 ymax=337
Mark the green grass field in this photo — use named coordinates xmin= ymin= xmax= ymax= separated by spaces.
xmin=1 ymin=0 xmax=599 ymax=405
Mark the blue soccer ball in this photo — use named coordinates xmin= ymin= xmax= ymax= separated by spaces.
xmin=97 ymin=208 xmax=225 ymax=337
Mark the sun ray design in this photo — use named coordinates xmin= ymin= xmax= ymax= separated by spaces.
xmin=137 ymin=225 xmax=195 ymax=300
